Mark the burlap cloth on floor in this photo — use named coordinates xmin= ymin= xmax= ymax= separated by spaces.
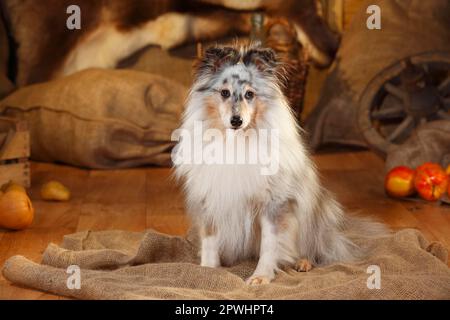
xmin=2 ymin=228 xmax=449 ymax=299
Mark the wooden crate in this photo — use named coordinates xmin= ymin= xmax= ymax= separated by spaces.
xmin=0 ymin=117 xmax=31 ymax=188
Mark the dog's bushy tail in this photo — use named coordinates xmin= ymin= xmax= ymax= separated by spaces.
xmin=300 ymin=189 xmax=391 ymax=266
xmin=343 ymin=214 xmax=391 ymax=241
xmin=333 ymin=208 xmax=391 ymax=264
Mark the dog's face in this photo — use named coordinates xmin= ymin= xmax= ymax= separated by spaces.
xmin=194 ymin=46 xmax=284 ymax=131
xmin=210 ymin=64 xmax=257 ymax=130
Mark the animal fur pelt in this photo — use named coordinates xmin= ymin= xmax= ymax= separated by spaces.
xmin=2 ymin=0 xmax=338 ymax=86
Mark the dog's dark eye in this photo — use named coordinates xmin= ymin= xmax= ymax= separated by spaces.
xmin=245 ymin=91 xmax=254 ymax=100
xmin=221 ymin=89 xmax=230 ymax=99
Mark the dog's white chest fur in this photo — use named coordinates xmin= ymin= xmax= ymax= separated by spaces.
xmin=184 ymin=136 xmax=273 ymax=263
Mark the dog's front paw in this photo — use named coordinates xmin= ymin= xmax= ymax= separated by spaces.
xmin=294 ymin=259 xmax=313 ymax=272
xmin=246 ymin=275 xmax=271 ymax=286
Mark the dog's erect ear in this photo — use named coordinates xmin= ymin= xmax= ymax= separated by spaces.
xmin=195 ymin=46 xmax=240 ymax=78
xmin=243 ymin=48 xmax=278 ymax=73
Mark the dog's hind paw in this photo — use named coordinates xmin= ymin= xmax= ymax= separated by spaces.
xmin=294 ymin=259 xmax=313 ymax=272
xmin=246 ymin=275 xmax=271 ymax=286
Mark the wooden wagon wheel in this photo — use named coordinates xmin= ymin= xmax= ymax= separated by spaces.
xmin=358 ymin=52 xmax=450 ymax=156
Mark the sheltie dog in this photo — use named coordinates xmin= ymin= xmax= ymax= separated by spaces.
xmin=173 ymin=44 xmax=387 ymax=285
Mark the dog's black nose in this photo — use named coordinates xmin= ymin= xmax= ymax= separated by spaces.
xmin=230 ymin=115 xmax=243 ymax=128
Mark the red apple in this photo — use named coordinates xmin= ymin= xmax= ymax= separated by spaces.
xmin=385 ymin=166 xmax=416 ymax=198
xmin=414 ymin=163 xmax=449 ymax=201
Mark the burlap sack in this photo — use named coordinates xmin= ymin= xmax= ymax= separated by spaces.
xmin=385 ymin=120 xmax=450 ymax=172
xmin=0 ymin=68 xmax=187 ymax=168
xmin=305 ymin=0 xmax=450 ymax=150
xmin=2 ymin=228 xmax=449 ymax=299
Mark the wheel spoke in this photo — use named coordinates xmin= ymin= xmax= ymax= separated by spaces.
xmin=437 ymin=110 xmax=450 ymax=120
xmin=439 ymin=75 xmax=450 ymax=95
xmin=385 ymin=83 xmax=405 ymax=100
xmin=387 ymin=116 xmax=414 ymax=142
xmin=371 ymin=106 xmax=405 ymax=120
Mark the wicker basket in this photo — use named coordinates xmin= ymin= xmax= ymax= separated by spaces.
xmin=264 ymin=17 xmax=310 ymax=121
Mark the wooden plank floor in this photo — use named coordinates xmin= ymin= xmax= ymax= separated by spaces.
xmin=0 ymin=151 xmax=449 ymax=299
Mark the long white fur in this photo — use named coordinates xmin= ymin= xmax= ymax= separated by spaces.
xmin=174 ymin=45 xmax=387 ymax=285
